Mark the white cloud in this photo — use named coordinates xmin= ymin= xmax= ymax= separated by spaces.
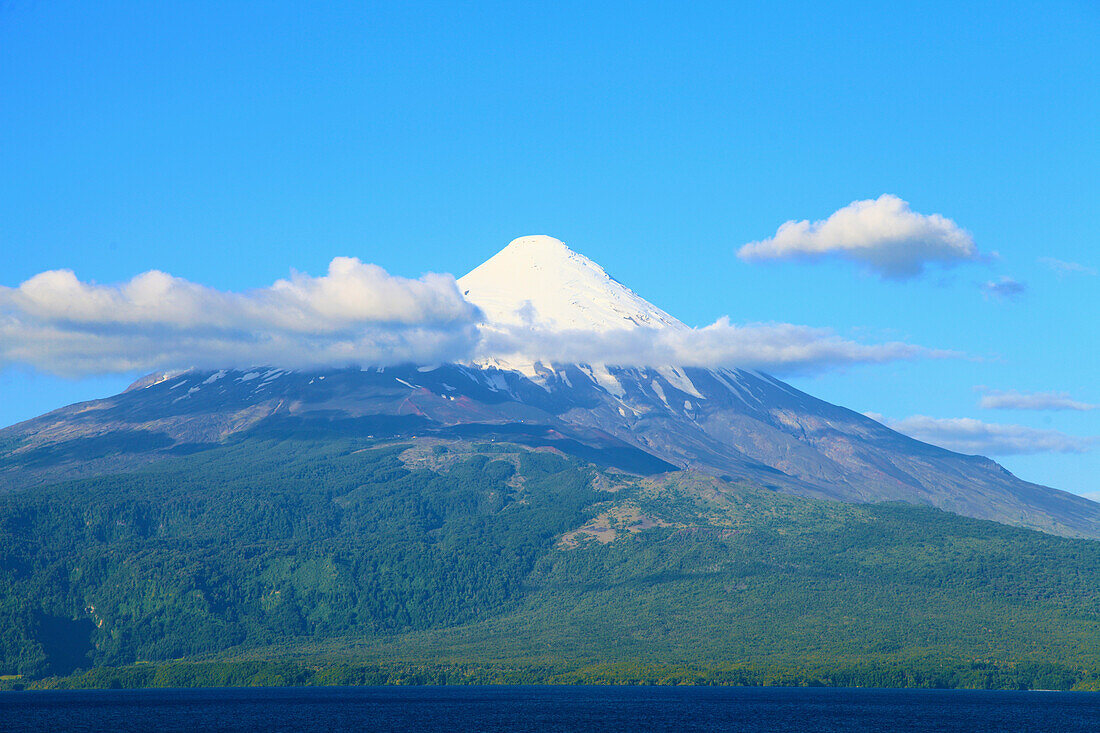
xmin=868 ymin=413 xmax=1096 ymax=456
xmin=0 ymin=262 xmax=953 ymax=377
xmin=0 ymin=259 xmax=483 ymax=375
xmin=481 ymin=319 xmax=954 ymax=375
xmin=9 ymin=258 xmax=475 ymax=331
xmin=981 ymin=276 xmax=1026 ymax=300
xmin=1038 ymin=257 xmax=1097 ymax=276
xmin=979 ymin=389 xmax=1097 ymax=411
xmin=738 ymin=194 xmax=980 ymax=279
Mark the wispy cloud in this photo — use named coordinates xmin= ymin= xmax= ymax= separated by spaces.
xmin=482 ymin=318 xmax=957 ymax=376
xmin=867 ymin=413 xmax=1097 ymax=456
xmin=738 ymin=194 xmax=981 ymax=279
xmin=1038 ymin=257 xmax=1097 ymax=276
xmin=981 ymin=276 xmax=1026 ymax=300
xmin=978 ymin=389 xmax=1097 ymax=411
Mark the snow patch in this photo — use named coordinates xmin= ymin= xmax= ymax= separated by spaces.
xmin=579 ymin=363 xmax=625 ymax=398
xmin=650 ymin=380 xmax=670 ymax=408
xmin=202 ymin=370 xmax=227 ymax=385
xmin=260 ymin=369 xmax=284 ymax=382
xmin=657 ymin=366 xmax=704 ymax=399
xmin=710 ymin=368 xmax=763 ymax=407
xmin=483 ymin=372 xmax=512 ymax=395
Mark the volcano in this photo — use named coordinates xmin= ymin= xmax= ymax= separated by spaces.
xmin=2 ymin=235 xmax=1097 ymax=538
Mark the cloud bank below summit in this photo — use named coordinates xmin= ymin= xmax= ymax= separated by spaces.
xmin=1 ymin=258 xmax=952 ymax=377
xmin=479 ymin=319 xmax=951 ymax=376
xmin=0 ymin=259 xmax=481 ymax=375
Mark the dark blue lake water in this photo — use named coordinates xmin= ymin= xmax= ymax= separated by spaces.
xmin=3 ymin=685 xmax=1099 ymax=732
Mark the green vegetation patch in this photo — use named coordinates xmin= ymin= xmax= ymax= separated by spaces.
xmin=1 ymin=435 xmax=1099 ymax=688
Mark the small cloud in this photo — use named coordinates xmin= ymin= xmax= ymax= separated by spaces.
xmin=738 ymin=194 xmax=981 ymax=279
xmin=981 ymin=276 xmax=1026 ymax=300
xmin=1038 ymin=257 xmax=1097 ymax=276
xmin=868 ymin=413 xmax=1096 ymax=456
xmin=978 ymin=388 xmax=1096 ymax=411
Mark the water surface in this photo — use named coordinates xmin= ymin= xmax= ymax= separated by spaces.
xmin=3 ymin=685 xmax=1099 ymax=732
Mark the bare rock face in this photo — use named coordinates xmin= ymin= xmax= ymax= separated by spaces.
xmin=3 ymin=361 xmax=1098 ymax=539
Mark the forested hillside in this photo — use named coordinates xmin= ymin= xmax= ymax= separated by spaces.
xmin=2 ymin=434 xmax=1100 ymax=689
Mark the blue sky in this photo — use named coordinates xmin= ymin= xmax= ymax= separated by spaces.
xmin=1 ymin=1 xmax=1097 ymax=494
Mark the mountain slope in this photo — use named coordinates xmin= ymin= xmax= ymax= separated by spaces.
xmin=2 ymin=358 xmax=1097 ymax=537
xmin=4 ymin=435 xmax=1100 ymax=688
xmin=1 ymin=236 xmax=1098 ymax=537
xmin=4 ymin=234 xmax=1098 ymax=537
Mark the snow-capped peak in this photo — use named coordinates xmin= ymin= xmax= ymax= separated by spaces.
xmin=458 ymin=235 xmax=686 ymax=333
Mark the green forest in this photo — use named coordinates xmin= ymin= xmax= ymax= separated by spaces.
xmin=2 ymin=435 xmax=1100 ymax=690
